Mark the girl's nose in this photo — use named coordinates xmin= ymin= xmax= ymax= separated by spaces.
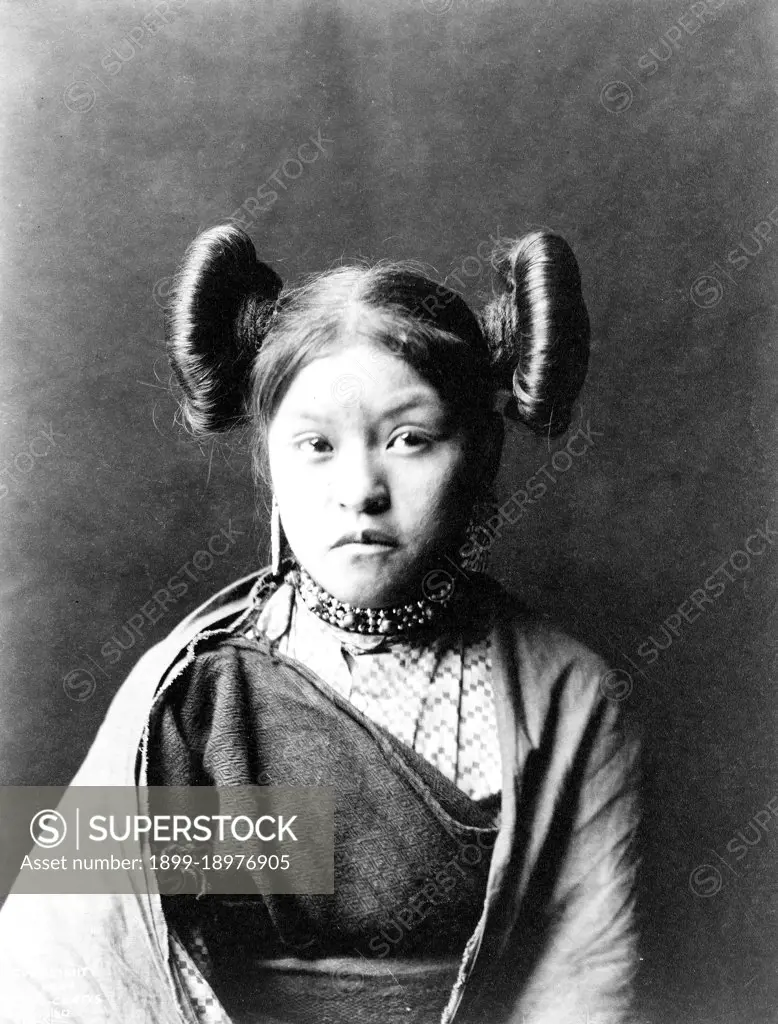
xmin=334 ymin=448 xmax=390 ymax=515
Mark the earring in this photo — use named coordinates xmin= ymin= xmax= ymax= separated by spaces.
xmin=271 ymin=495 xmax=283 ymax=576
xmin=460 ymin=488 xmax=498 ymax=573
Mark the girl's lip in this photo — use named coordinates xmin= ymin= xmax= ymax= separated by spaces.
xmin=338 ymin=542 xmax=396 ymax=551
xmin=332 ymin=530 xmax=398 ymax=548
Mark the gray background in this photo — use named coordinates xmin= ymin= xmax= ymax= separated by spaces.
xmin=2 ymin=0 xmax=776 ymax=1020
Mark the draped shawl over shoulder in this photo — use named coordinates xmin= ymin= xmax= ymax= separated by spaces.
xmin=0 ymin=569 xmax=641 ymax=1024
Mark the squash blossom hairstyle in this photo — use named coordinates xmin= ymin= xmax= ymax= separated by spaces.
xmin=166 ymin=224 xmax=591 ymax=474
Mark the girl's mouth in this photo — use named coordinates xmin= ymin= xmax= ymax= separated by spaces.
xmin=332 ymin=530 xmax=398 ymax=549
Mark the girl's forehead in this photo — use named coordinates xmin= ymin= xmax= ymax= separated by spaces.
xmin=273 ymin=339 xmax=444 ymax=421
xmin=306 ymin=336 xmax=414 ymax=374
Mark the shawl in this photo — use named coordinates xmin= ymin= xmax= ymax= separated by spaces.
xmin=0 ymin=569 xmax=641 ymax=1024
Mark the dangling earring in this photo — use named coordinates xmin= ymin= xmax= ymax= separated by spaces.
xmin=271 ymin=495 xmax=283 ymax=577
xmin=460 ymin=487 xmax=498 ymax=573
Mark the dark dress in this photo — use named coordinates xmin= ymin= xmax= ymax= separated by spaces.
xmin=148 ymin=601 xmax=501 ymax=1024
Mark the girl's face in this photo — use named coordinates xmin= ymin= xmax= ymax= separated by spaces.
xmin=267 ymin=338 xmax=492 ymax=607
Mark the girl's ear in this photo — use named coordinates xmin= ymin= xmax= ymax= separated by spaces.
xmin=472 ymin=410 xmax=504 ymax=490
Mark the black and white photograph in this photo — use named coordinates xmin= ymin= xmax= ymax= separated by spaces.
xmin=0 ymin=1 xmax=775 ymax=1022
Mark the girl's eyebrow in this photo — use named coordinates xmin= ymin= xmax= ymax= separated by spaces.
xmin=377 ymin=391 xmax=440 ymax=418
xmin=280 ymin=389 xmax=442 ymax=423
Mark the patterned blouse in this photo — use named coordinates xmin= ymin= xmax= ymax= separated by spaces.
xmin=275 ymin=589 xmax=502 ymax=802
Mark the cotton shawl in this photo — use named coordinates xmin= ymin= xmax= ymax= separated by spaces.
xmin=0 ymin=570 xmax=641 ymax=1024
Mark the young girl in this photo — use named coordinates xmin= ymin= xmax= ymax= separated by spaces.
xmin=0 ymin=226 xmax=640 ymax=1024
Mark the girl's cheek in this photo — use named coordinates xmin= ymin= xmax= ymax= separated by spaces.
xmin=428 ymin=446 xmax=472 ymax=505
xmin=271 ymin=451 xmax=319 ymax=497
xmin=397 ymin=456 xmax=470 ymax=537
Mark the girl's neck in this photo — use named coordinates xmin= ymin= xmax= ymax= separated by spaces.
xmin=290 ymin=564 xmax=460 ymax=639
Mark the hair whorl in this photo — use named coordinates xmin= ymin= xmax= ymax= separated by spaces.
xmin=166 ymin=225 xmax=283 ymax=434
xmin=479 ymin=231 xmax=590 ymax=437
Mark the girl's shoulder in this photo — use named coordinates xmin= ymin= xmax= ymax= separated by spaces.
xmin=477 ymin=573 xmax=608 ymax=668
xmin=74 ymin=570 xmax=270 ymax=783
xmin=478 ymin=574 xmax=625 ymax=749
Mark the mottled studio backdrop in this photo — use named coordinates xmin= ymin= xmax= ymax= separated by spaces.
xmin=1 ymin=0 xmax=776 ymax=1021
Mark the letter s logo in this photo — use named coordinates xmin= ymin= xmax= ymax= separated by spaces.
xmin=30 ymin=809 xmax=67 ymax=848
xmin=600 ymin=81 xmax=633 ymax=114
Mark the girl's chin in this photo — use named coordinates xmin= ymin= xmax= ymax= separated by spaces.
xmin=310 ymin=560 xmax=421 ymax=609
xmin=322 ymin=580 xmax=417 ymax=609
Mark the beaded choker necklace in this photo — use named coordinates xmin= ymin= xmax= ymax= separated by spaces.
xmin=293 ymin=565 xmax=455 ymax=636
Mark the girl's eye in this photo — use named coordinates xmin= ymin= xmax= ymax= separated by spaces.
xmin=388 ymin=430 xmax=430 ymax=451
xmin=297 ymin=436 xmax=332 ymax=455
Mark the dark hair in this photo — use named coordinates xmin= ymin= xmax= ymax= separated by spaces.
xmin=166 ymin=225 xmax=282 ymax=434
xmin=479 ymin=230 xmax=590 ymax=436
xmin=166 ymin=224 xmax=590 ymax=461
